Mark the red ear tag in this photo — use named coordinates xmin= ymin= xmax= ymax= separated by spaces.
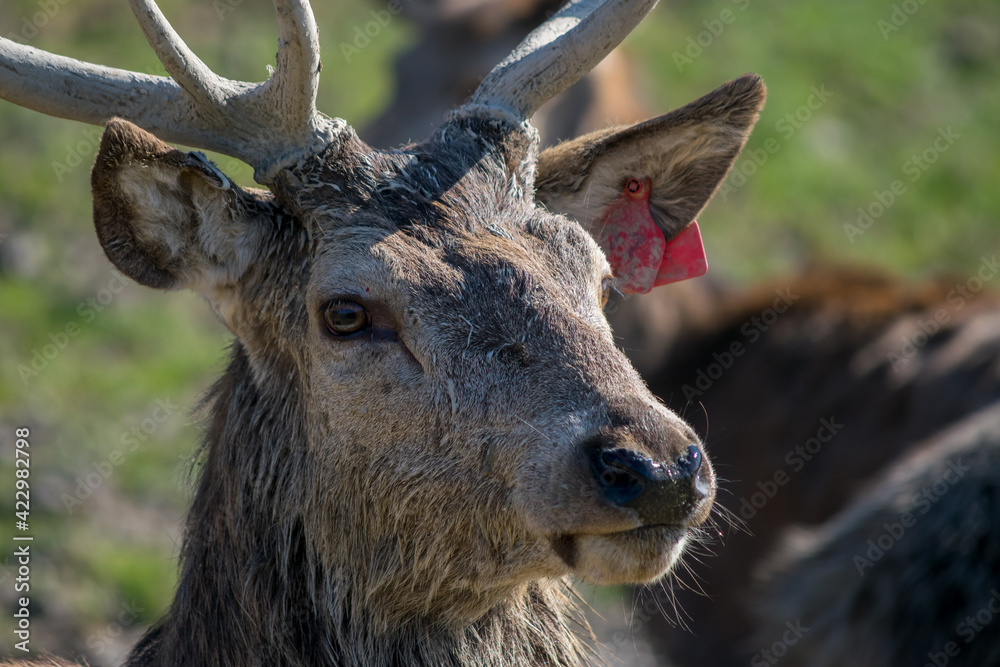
xmin=653 ymin=220 xmax=708 ymax=287
xmin=597 ymin=177 xmax=708 ymax=294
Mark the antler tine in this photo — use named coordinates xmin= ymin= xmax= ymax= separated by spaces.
xmin=128 ymin=0 xmax=337 ymax=181
xmin=130 ymin=0 xmax=325 ymax=147
xmin=469 ymin=0 xmax=658 ymax=121
xmin=0 ymin=0 xmax=342 ymax=185
xmin=128 ymin=0 xmax=230 ymax=110
xmin=267 ymin=0 xmax=324 ymax=132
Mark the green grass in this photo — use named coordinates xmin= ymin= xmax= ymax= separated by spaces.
xmin=1 ymin=0 xmax=998 ymax=662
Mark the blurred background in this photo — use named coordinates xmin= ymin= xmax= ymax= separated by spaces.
xmin=0 ymin=0 xmax=998 ymax=663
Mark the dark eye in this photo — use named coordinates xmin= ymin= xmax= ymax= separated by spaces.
xmin=600 ymin=276 xmax=613 ymax=308
xmin=322 ymin=300 xmax=371 ymax=336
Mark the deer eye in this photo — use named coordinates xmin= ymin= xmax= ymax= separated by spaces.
xmin=600 ymin=276 xmax=613 ymax=309
xmin=322 ymin=300 xmax=371 ymax=336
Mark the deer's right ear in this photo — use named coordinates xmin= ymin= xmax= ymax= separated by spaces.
xmin=535 ymin=74 xmax=765 ymax=293
xmin=91 ymin=119 xmax=269 ymax=295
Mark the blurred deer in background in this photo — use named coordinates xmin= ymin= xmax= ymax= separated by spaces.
xmin=623 ymin=266 xmax=1000 ymax=666
xmin=361 ymin=0 xmax=648 ymax=148
xmin=0 ymin=0 xmax=766 ymax=664
xmin=357 ymin=2 xmax=1000 ymax=665
xmin=752 ymin=399 xmax=1000 ymax=667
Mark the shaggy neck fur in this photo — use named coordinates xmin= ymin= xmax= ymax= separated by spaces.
xmin=124 ymin=345 xmax=595 ymax=667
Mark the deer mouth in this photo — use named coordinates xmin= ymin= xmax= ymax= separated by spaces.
xmin=551 ymin=524 xmax=692 ymax=585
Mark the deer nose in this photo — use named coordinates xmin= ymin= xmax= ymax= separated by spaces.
xmin=591 ymin=444 xmax=710 ymax=526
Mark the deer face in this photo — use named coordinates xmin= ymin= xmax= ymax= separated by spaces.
xmin=298 ymin=127 xmax=711 ymax=615
xmin=88 ymin=74 xmax=763 ymax=625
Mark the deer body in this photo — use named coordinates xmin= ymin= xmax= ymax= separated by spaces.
xmin=0 ymin=0 xmax=764 ymax=664
xmin=753 ymin=402 xmax=1000 ymax=667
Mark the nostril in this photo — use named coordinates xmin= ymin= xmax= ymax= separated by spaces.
xmin=601 ymin=448 xmax=657 ymax=481
xmin=680 ymin=444 xmax=714 ymax=503
xmin=593 ymin=448 xmax=651 ymax=505
xmin=675 ymin=444 xmax=703 ymax=476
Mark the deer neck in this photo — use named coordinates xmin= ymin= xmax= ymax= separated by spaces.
xmin=125 ymin=344 xmax=593 ymax=667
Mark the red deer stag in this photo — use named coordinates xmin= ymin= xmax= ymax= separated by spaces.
xmin=0 ymin=0 xmax=764 ymax=664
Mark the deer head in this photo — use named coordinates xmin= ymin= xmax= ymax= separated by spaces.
xmin=1 ymin=0 xmax=764 ymax=663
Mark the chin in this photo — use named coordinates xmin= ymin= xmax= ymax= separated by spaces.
xmin=568 ymin=526 xmax=691 ymax=585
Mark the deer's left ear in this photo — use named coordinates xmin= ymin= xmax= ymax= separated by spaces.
xmin=535 ymin=74 xmax=765 ymax=293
